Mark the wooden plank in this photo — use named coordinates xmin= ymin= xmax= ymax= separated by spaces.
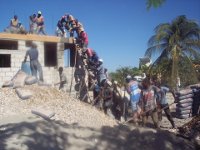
xmin=0 ymin=33 xmax=74 ymax=44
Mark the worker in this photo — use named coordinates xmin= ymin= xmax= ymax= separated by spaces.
xmin=56 ymin=15 xmax=67 ymax=37
xmin=36 ymin=11 xmax=46 ymax=35
xmin=10 ymin=15 xmax=18 ymax=28
xmin=139 ymin=77 xmax=161 ymax=128
xmin=54 ymin=67 xmax=68 ymax=92
xmin=24 ymin=42 xmax=44 ymax=82
xmin=29 ymin=14 xmax=37 ymax=34
xmin=125 ymin=75 xmax=141 ymax=124
xmin=66 ymin=14 xmax=76 ymax=37
xmin=82 ymin=48 xmax=99 ymax=68
xmin=77 ymin=27 xmax=88 ymax=51
xmin=4 ymin=15 xmax=19 ymax=33
xmin=153 ymin=79 xmax=176 ymax=129
xmin=17 ymin=22 xmax=27 ymax=34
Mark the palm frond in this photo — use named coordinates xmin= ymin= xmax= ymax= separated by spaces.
xmin=145 ymin=43 xmax=169 ymax=58
xmin=146 ymin=0 xmax=166 ymax=10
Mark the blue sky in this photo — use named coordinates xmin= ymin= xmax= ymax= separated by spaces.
xmin=0 ymin=0 xmax=200 ymax=72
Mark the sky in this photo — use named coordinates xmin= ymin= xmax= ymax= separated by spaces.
xmin=0 ymin=0 xmax=200 ymax=72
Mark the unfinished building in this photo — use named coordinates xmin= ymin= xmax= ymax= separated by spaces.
xmin=0 ymin=33 xmax=77 ymax=89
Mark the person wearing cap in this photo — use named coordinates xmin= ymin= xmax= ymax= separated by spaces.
xmin=95 ymin=59 xmax=107 ymax=87
xmin=36 ymin=11 xmax=46 ymax=35
xmin=125 ymin=75 xmax=141 ymax=124
xmin=54 ymin=67 xmax=68 ymax=92
xmin=24 ymin=42 xmax=44 ymax=82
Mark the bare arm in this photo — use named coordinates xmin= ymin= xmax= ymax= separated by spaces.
xmin=24 ymin=50 xmax=28 ymax=62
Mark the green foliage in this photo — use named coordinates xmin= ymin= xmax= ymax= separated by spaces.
xmin=146 ymin=15 xmax=200 ymax=88
xmin=109 ymin=66 xmax=142 ymax=86
xmin=146 ymin=0 xmax=166 ymax=10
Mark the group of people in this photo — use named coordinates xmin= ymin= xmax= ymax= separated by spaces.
xmin=4 ymin=12 xmax=88 ymax=38
xmin=4 ymin=15 xmax=27 ymax=34
xmin=4 ymin=12 xmax=176 ymax=129
xmin=125 ymin=75 xmax=176 ymax=129
xmin=4 ymin=11 xmax=45 ymax=35
xmin=29 ymin=11 xmax=46 ymax=35
xmin=76 ymin=52 xmax=176 ymax=129
xmin=64 ymin=18 xmax=176 ymax=129
xmin=56 ymin=13 xmax=88 ymax=51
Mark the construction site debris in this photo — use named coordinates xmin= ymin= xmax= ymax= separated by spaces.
xmin=0 ymin=85 xmax=117 ymax=128
xmin=15 ymin=88 xmax=32 ymax=100
xmin=31 ymin=107 xmax=55 ymax=120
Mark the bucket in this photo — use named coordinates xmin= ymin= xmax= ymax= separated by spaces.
xmin=21 ymin=61 xmax=31 ymax=75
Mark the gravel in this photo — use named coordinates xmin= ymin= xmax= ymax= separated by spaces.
xmin=1 ymin=84 xmax=198 ymax=150
xmin=0 ymin=84 xmax=117 ymax=128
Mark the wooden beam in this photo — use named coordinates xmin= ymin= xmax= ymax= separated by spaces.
xmin=0 ymin=33 xmax=74 ymax=44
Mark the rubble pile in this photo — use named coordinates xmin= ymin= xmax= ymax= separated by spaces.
xmin=0 ymin=84 xmax=117 ymax=128
xmin=178 ymin=115 xmax=200 ymax=148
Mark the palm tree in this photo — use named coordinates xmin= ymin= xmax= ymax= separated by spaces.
xmin=146 ymin=0 xmax=166 ymax=10
xmin=145 ymin=15 xmax=200 ymax=88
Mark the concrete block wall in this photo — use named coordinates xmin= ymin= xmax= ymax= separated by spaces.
xmin=0 ymin=49 xmax=26 ymax=85
xmin=0 ymin=40 xmax=77 ymax=90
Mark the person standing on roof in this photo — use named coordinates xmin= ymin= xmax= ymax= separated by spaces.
xmin=24 ymin=42 xmax=44 ymax=82
xmin=66 ymin=14 xmax=77 ymax=37
xmin=29 ymin=14 xmax=37 ymax=34
xmin=36 ymin=11 xmax=46 ymax=35
xmin=56 ymin=15 xmax=67 ymax=37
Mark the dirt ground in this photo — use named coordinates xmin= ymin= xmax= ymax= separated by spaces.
xmin=0 ymin=85 xmax=198 ymax=150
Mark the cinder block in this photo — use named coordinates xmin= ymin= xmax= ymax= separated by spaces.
xmin=1 ymin=68 xmax=11 ymax=72
xmin=5 ymin=72 xmax=14 ymax=77
xmin=31 ymin=107 xmax=55 ymax=120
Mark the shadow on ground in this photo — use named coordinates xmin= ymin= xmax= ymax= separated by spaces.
xmin=0 ymin=115 xmax=196 ymax=150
